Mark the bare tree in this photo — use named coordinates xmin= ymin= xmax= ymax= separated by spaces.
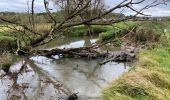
xmin=0 ymin=0 xmax=168 ymax=57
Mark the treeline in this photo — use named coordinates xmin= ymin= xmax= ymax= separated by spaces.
xmin=135 ymin=16 xmax=170 ymax=21
xmin=0 ymin=11 xmax=124 ymax=24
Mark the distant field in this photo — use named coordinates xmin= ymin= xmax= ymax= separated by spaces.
xmin=0 ymin=23 xmax=52 ymax=33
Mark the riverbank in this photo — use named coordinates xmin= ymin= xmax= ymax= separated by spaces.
xmin=102 ymin=45 xmax=170 ymax=100
xmin=102 ymin=21 xmax=170 ymax=100
xmin=0 ymin=22 xmax=137 ymax=52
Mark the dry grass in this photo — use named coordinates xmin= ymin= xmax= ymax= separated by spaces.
xmin=102 ymin=68 xmax=170 ymax=100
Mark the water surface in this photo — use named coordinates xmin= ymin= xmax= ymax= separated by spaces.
xmin=0 ymin=36 xmax=129 ymax=100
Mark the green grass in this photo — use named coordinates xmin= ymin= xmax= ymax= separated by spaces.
xmin=99 ymin=22 xmax=137 ymax=41
xmin=63 ymin=25 xmax=110 ymax=37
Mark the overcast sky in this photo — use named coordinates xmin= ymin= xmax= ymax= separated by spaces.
xmin=0 ymin=0 xmax=170 ymax=16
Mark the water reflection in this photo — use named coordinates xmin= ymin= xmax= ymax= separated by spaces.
xmin=31 ymin=56 xmax=129 ymax=99
xmin=39 ymin=37 xmax=97 ymax=50
xmin=0 ymin=61 xmax=69 ymax=100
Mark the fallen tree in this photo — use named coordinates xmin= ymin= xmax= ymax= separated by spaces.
xmin=0 ymin=0 xmax=168 ymax=58
xmin=0 ymin=2 xmax=168 ymax=80
xmin=0 ymin=1 xmax=169 ymax=99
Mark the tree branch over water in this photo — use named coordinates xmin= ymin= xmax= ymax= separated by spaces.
xmin=0 ymin=0 xmax=168 ymax=56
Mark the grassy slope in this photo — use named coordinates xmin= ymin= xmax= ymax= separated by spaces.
xmin=63 ymin=25 xmax=111 ymax=37
xmin=102 ymin=21 xmax=170 ymax=100
xmin=99 ymin=21 xmax=137 ymax=41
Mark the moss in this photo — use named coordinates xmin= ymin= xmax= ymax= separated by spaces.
xmin=0 ymin=36 xmax=17 ymax=51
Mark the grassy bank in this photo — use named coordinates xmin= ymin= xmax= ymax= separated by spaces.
xmin=102 ymin=21 xmax=170 ymax=100
xmin=99 ymin=22 xmax=137 ymax=41
xmin=63 ymin=25 xmax=110 ymax=37
xmin=102 ymin=45 xmax=170 ymax=100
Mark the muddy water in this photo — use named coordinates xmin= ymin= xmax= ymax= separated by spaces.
xmin=0 ymin=37 xmax=129 ymax=100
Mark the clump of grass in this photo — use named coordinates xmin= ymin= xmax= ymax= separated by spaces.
xmin=144 ymin=71 xmax=170 ymax=89
xmin=102 ymin=68 xmax=170 ymax=100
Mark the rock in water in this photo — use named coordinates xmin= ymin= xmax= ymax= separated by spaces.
xmin=67 ymin=93 xmax=78 ymax=100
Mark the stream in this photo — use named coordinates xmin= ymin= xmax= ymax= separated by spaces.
xmin=0 ymin=37 xmax=129 ymax=100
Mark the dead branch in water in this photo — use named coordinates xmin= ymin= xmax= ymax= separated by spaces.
xmin=100 ymin=51 xmax=137 ymax=65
